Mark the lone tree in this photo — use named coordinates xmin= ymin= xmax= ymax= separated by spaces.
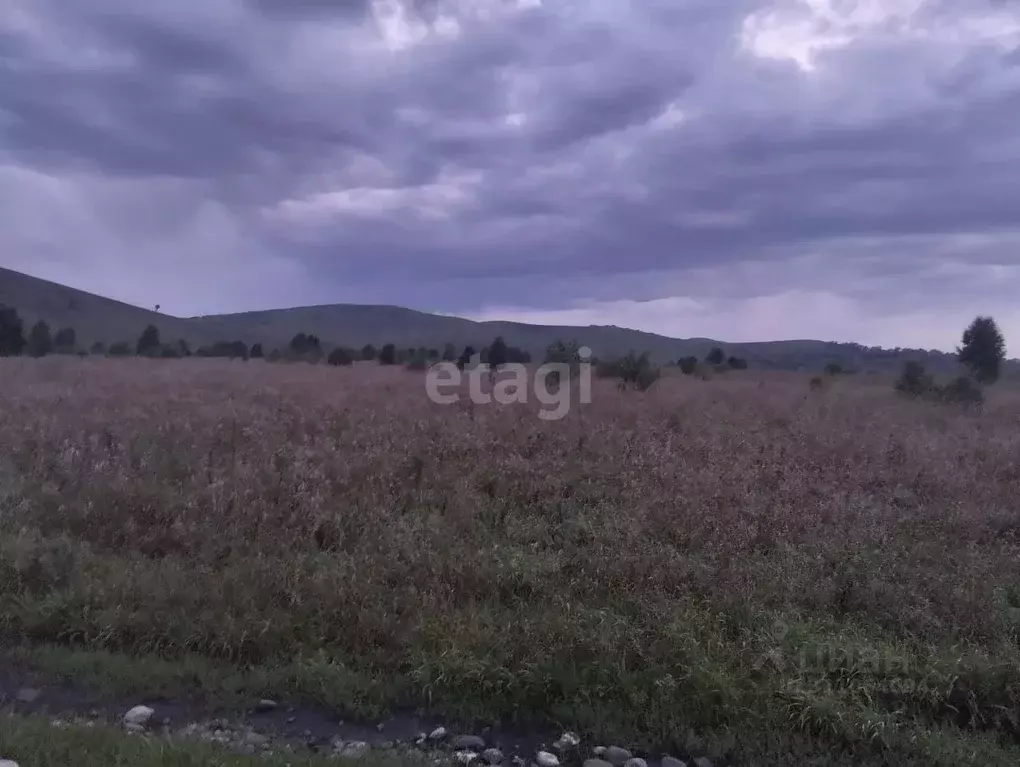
xmin=0 ymin=305 xmax=26 ymax=356
xmin=958 ymin=316 xmax=1006 ymax=384
xmin=705 ymin=346 xmax=725 ymax=366
xmin=28 ymin=320 xmax=54 ymax=358
xmin=378 ymin=343 xmax=397 ymax=365
xmin=137 ymin=324 xmax=161 ymax=357
xmin=361 ymin=343 xmax=376 ymax=361
xmin=250 ymin=342 xmax=263 ymax=359
xmin=488 ymin=336 xmax=508 ymax=370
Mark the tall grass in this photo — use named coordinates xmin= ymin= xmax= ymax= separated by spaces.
xmin=2 ymin=357 xmax=1020 ymax=763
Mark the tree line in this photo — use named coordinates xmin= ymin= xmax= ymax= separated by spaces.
xmin=0 ymin=305 xmax=539 ymax=369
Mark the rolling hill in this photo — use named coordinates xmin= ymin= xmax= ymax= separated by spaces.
xmin=0 ymin=266 xmax=989 ymax=373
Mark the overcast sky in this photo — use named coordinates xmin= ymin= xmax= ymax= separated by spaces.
xmin=3 ymin=0 xmax=1020 ymax=352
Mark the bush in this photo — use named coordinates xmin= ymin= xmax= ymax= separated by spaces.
xmin=287 ymin=333 xmax=322 ymax=362
xmin=0 ymin=304 xmax=26 ymax=357
xmin=53 ymin=326 xmax=77 ymax=353
xmin=894 ymin=361 xmax=936 ymax=398
xmin=824 ymin=362 xmax=843 ymax=376
xmin=809 ymin=375 xmax=825 ymax=391
xmin=107 ymin=342 xmax=132 ymax=357
xmin=136 ymin=325 xmax=161 ymax=357
xmin=328 ymin=348 xmax=353 ymax=367
xmin=379 ymin=343 xmax=397 ymax=365
xmin=937 ymin=375 xmax=984 ymax=407
xmin=28 ymin=320 xmax=53 ymax=358
xmin=679 ymin=356 xmax=698 ymax=375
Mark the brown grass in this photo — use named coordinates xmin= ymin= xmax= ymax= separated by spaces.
xmin=2 ymin=357 xmax=1020 ymax=764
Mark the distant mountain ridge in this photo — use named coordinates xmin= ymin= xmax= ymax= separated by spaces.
xmin=0 ymin=266 xmax=1000 ymax=373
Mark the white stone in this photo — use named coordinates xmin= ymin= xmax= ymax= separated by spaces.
xmin=0 ymin=760 xmax=20 ymax=767
xmin=123 ymin=705 xmax=155 ymax=727
xmin=554 ymin=732 xmax=581 ymax=751
xmin=536 ymin=752 xmax=560 ymax=767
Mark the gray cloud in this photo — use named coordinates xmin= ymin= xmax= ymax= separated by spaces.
xmin=3 ymin=0 xmax=1020 ymax=349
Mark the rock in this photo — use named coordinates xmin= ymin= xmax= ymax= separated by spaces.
xmin=454 ymin=751 xmax=480 ymax=765
xmin=593 ymin=748 xmax=607 ymax=757
xmin=553 ymin=732 xmax=581 ymax=751
xmin=254 ymin=699 xmax=278 ymax=713
xmin=16 ymin=688 xmax=41 ymax=704
xmin=604 ymin=747 xmax=632 ymax=767
xmin=339 ymin=741 xmax=371 ymax=759
xmin=244 ymin=732 xmax=269 ymax=748
xmin=536 ymin=751 xmax=560 ymax=767
xmin=453 ymin=735 xmax=487 ymax=751
xmin=693 ymin=759 xmax=713 ymax=767
xmin=123 ymin=705 xmax=155 ymax=728
xmin=482 ymin=748 xmax=505 ymax=765
xmin=0 ymin=760 xmax=19 ymax=767
xmin=512 ymin=757 xmax=526 ymax=767
xmin=124 ymin=722 xmax=146 ymax=734
xmin=661 ymin=758 xmax=687 ymax=767
xmin=624 ymin=759 xmax=647 ymax=767
xmin=429 ymin=727 xmax=449 ymax=742
xmin=584 ymin=760 xmax=613 ymax=767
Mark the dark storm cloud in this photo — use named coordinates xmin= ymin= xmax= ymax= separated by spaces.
xmin=2 ymin=0 xmax=1020 ymax=349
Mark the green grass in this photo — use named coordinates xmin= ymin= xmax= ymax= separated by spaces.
xmin=0 ymin=713 xmax=430 ymax=767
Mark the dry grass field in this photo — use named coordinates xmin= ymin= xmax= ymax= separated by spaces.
xmin=2 ymin=357 xmax=1020 ymax=764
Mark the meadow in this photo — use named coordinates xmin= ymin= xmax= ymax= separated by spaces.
xmin=1 ymin=357 xmax=1020 ymax=765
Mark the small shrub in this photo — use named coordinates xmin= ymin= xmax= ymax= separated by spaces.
xmin=679 ymin=356 xmax=698 ymax=375
xmin=136 ymin=324 xmax=161 ymax=357
xmin=7 ymin=531 xmax=76 ymax=593
xmin=824 ymin=362 xmax=843 ymax=376
xmin=328 ymin=348 xmax=353 ymax=367
xmin=705 ymin=346 xmax=725 ymax=365
xmin=809 ymin=375 xmax=825 ymax=391
xmin=107 ymin=341 xmax=132 ymax=357
xmin=633 ymin=365 xmax=662 ymax=391
xmin=601 ymin=351 xmax=661 ymax=391
xmin=894 ymin=361 xmax=936 ymax=398
xmin=938 ymin=375 xmax=984 ymax=407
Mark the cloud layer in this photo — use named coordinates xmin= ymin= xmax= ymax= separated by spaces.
xmin=3 ymin=0 xmax=1020 ymax=351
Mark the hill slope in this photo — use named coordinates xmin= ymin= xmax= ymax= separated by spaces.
xmin=0 ymin=266 xmax=984 ymax=372
xmin=0 ymin=267 xmax=189 ymax=347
